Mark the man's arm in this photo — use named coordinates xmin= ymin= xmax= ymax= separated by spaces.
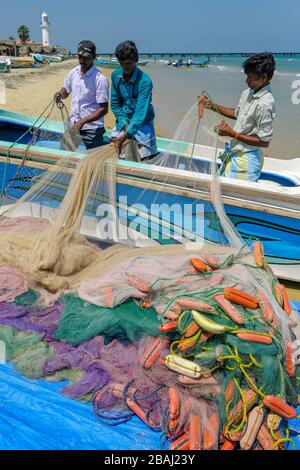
xmin=198 ymin=95 xmax=236 ymax=119
xmin=232 ymin=133 xmax=269 ymax=148
xmin=217 ymin=120 xmax=270 ymax=148
xmin=212 ymin=104 xmax=236 ymax=120
xmin=110 ymin=77 xmax=129 ymax=131
xmin=55 ymin=70 xmax=73 ymax=101
xmin=55 ymin=87 xmax=69 ymax=101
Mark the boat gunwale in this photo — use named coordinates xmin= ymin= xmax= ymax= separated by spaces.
xmin=1 ymin=147 xmax=300 ymax=221
xmin=1 ymin=138 xmax=300 ymax=199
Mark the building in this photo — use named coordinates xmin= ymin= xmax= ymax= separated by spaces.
xmin=0 ymin=39 xmax=70 ymax=58
xmin=41 ymin=12 xmax=50 ymax=47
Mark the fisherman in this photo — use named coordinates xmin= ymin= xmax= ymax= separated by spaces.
xmin=198 ymin=53 xmax=276 ymax=181
xmin=110 ymin=40 xmax=157 ymax=161
xmin=55 ymin=40 xmax=109 ymax=150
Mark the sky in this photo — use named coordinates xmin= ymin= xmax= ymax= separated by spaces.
xmin=0 ymin=0 xmax=299 ymax=53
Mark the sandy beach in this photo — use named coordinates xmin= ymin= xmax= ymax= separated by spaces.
xmin=1 ymin=59 xmax=116 ymax=129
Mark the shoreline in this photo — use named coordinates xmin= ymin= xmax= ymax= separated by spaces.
xmin=1 ymin=59 xmax=164 ymax=136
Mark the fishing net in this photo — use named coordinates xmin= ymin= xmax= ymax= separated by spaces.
xmin=0 ymin=98 xmax=84 ymax=204
xmin=0 ymin=94 xmax=298 ymax=450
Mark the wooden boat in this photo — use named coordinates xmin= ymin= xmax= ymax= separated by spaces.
xmin=172 ymin=59 xmax=210 ymax=68
xmin=95 ymin=58 xmax=148 ymax=69
xmin=31 ymin=53 xmax=65 ymax=63
xmin=0 ymin=108 xmax=300 ymax=281
xmin=4 ymin=56 xmax=38 ymax=69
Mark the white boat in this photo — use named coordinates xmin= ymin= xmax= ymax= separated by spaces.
xmin=0 ymin=109 xmax=300 ymax=281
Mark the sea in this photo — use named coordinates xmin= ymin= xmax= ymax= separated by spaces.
xmin=134 ymin=54 xmax=300 ymax=159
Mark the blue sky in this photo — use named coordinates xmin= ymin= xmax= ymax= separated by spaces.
xmin=1 ymin=0 xmax=299 ymax=52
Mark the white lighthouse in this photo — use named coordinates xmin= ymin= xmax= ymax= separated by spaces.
xmin=41 ymin=12 xmax=50 ymax=47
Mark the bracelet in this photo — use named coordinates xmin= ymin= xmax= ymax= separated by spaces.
xmin=233 ymin=131 xmax=240 ymax=140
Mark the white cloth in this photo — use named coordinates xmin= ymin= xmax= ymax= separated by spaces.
xmin=64 ymin=65 xmax=109 ymax=130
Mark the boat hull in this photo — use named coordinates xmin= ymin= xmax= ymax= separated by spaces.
xmin=95 ymin=59 xmax=148 ymax=69
xmin=1 ymin=109 xmax=300 ymax=281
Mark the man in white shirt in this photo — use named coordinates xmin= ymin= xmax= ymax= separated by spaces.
xmin=55 ymin=40 xmax=109 ymax=150
xmin=198 ymin=53 xmax=276 ymax=181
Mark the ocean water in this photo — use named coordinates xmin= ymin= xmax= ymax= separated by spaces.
xmin=142 ymin=56 xmax=300 ymax=158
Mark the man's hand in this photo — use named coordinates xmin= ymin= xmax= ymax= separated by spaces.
xmin=54 ymin=88 xmax=68 ymax=102
xmin=197 ymin=94 xmax=213 ymax=110
xmin=70 ymin=120 xmax=86 ymax=133
xmin=54 ymin=91 xmax=63 ymax=102
xmin=113 ymin=134 xmax=128 ymax=155
xmin=216 ymin=120 xmax=234 ymax=137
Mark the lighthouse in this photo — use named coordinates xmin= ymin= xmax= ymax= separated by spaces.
xmin=41 ymin=12 xmax=50 ymax=47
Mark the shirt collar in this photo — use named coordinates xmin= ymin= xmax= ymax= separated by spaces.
xmin=76 ymin=64 xmax=96 ymax=78
xmin=251 ymin=84 xmax=272 ymax=99
xmin=118 ymin=66 xmax=139 ymax=83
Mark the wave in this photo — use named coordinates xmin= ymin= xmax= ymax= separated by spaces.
xmin=209 ymin=64 xmax=299 ymax=77
xmin=274 ymin=70 xmax=300 ymax=77
xmin=209 ymin=64 xmax=241 ymax=74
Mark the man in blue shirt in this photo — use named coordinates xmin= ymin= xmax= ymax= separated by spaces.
xmin=110 ymin=41 xmax=157 ymax=160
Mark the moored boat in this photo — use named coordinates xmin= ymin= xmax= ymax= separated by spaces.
xmin=0 ymin=108 xmax=300 ymax=281
xmin=172 ymin=58 xmax=210 ymax=68
xmin=31 ymin=53 xmax=65 ymax=63
xmin=95 ymin=58 xmax=148 ymax=69
xmin=3 ymin=56 xmax=38 ymax=69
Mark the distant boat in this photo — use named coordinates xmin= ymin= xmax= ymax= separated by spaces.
xmin=172 ymin=58 xmax=210 ymax=68
xmin=137 ymin=60 xmax=149 ymax=67
xmin=0 ymin=57 xmax=11 ymax=73
xmin=95 ymin=57 xmax=148 ymax=69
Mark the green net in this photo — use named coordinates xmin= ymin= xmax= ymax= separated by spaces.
xmin=54 ymin=296 xmax=162 ymax=346
xmin=0 ymin=325 xmax=54 ymax=378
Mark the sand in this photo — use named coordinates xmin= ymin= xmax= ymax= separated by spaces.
xmin=1 ymin=59 xmax=116 ymax=129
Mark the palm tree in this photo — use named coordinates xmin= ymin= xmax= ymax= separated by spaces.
xmin=17 ymin=25 xmax=30 ymax=44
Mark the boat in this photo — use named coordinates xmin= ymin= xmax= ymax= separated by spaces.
xmin=0 ymin=57 xmax=11 ymax=73
xmin=95 ymin=58 xmax=148 ymax=69
xmin=31 ymin=53 xmax=65 ymax=63
xmin=0 ymin=108 xmax=300 ymax=282
xmin=32 ymin=54 xmax=51 ymax=65
xmin=2 ymin=56 xmax=39 ymax=69
xmin=172 ymin=58 xmax=210 ymax=68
